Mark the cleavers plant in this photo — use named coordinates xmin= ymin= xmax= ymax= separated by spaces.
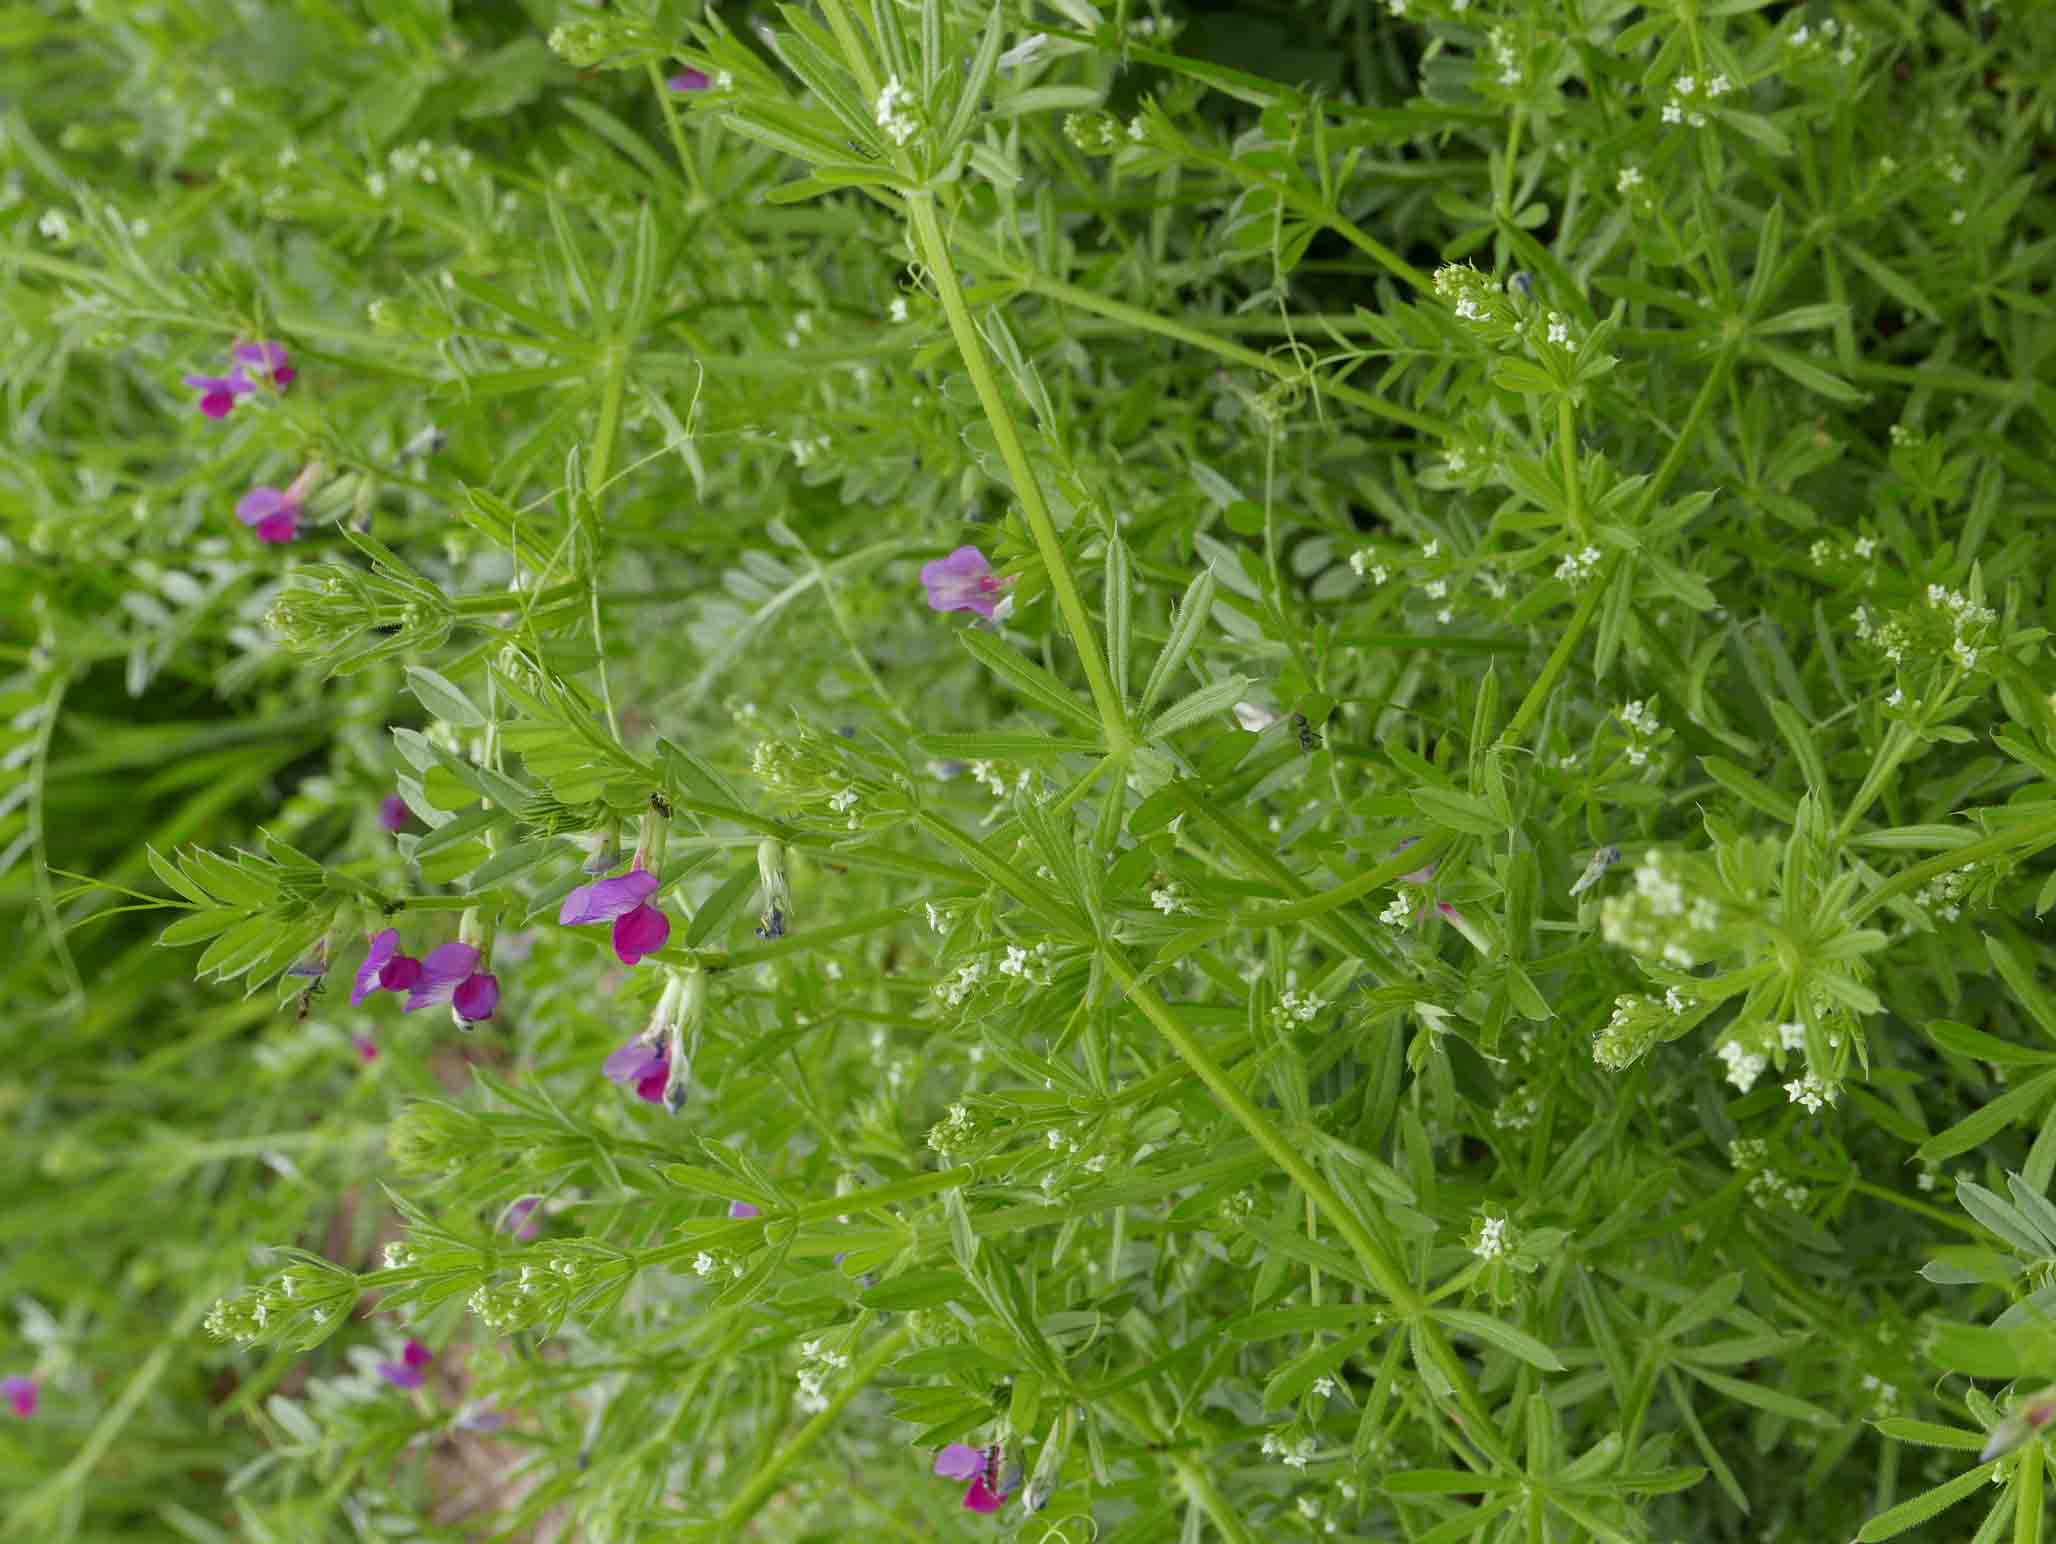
xmin=5 ymin=0 xmax=2056 ymax=1541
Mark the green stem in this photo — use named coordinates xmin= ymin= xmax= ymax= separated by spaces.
xmin=2021 ymin=1434 xmax=2046 ymax=1544
xmin=710 ymin=1325 xmax=912 ymax=1539
xmin=1097 ymin=946 xmax=1512 ymax=1466
xmin=1558 ymin=394 xmax=1587 ymax=542
xmin=1834 ymin=720 xmax=1916 ymax=843
xmin=905 ymin=192 xmax=1130 ymax=749
xmin=1496 ymin=569 xmax=1609 ymax=751
xmin=947 ymin=228 xmax=1449 ymax=435
xmin=1851 ymin=809 xmax=2056 ymax=924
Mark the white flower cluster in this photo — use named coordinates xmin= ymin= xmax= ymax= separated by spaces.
xmin=1729 ymin=1138 xmax=1808 ymax=1210
xmin=1473 ymin=1215 xmax=1509 ymax=1262
xmin=967 ymin=759 xmax=1031 ymax=802
xmin=1273 ymin=988 xmax=1327 ymax=1027
xmin=1432 ymin=262 xmax=1498 ymax=326
xmin=1926 ymin=583 xmax=1997 ymax=671
xmin=1784 ymin=1073 xmax=1838 ymax=1115
xmin=1379 ymin=893 xmax=1415 ymax=927
xmin=1661 ymin=72 xmax=1732 ymax=128
xmin=1348 ymin=549 xmax=1390 ymax=584
xmin=1594 ymin=995 xmax=1661 ymax=1070
xmin=1715 ymin=1039 xmax=1766 ymax=1093
xmin=996 ymin=940 xmax=1054 ymax=985
xmin=927 ymin=1102 xmax=977 ymax=1156
xmin=935 ymin=958 xmax=987 ymax=1007
xmin=1914 ymin=866 xmax=1971 ymax=923
xmin=1260 ymin=1432 xmax=1318 ymax=1470
xmin=795 ymin=1337 xmax=850 ymax=1414
xmin=1486 ymin=27 xmax=1520 ymax=87
xmin=386 ymin=138 xmax=470 ymax=184
xmin=1150 ymin=884 xmax=1184 ymax=915
xmin=1493 ymin=1084 xmax=1541 ymax=1132
xmin=1616 ymin=164 xmax=1644 ymax=195
xmin=37 ymin=208 xmax=72 ymax=243
xmin=1555 ymin=545 xmax=1602 ymax=586
xmin=1617 ymin=700 xmax=1663 ymax=767
xmin=1599 ymin=853 xmax=1720 ymax=971
xmin=875 ymin=76 xmax=920 ymax=146
xmin=1790 ymin=16 xmax=1860 ymax=67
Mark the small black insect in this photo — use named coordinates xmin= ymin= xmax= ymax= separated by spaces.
xmin=1293 ymin=713 xmax=1322 ymax=753
xmin=650 ymin=791 xmax=672 ymax=818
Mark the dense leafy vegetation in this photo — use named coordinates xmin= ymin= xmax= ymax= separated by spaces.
xmin=5 ymin=0 xmax=2056 ymax=1539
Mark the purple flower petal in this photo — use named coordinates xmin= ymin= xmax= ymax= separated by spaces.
xmin=251 ymin=510 xmax=298 ymax=544
xmin=186 ymin=369 xmax=254 ymax=419
xmin=2 ymin=1376 xmax=37 ymax=1418
xmin=503 ymin=1197 xmax=542 ymax=1240
xmin=404 ymin=942 xmax=481 ymax=1012
xmin=559 ymin=866 xmax=660 ymax=926
xmin=604 ymin=1038 xmax=669 ymax=1103
xmin=378 ymin=953 xmax=423 ymax=992
xmin=934 ymin=1444 xmax=984 ymax=1481
xmin=233 ymin=340 xmax=291 ymax=375
xmin=667 ymin=68 xmax=710 ymax=91
xmin=963 ymin=1476 xmax=1006 ymax=1513
xmin=728 ymin=1201 xmax=760 ymax=1219
xmin=352 ymin=1033 xmax=380 ymax=1063
xmin=352 ymin=930 xmax=401 ymax=1006
xmin=379 ymin=795 xmax=410 ymax=832
xmin=452 ymin=971 xmax=499 ymax=1022
xmin=377 ymin=1343 xmax=431 ymax=1390
xmin=921 ymin=546 xmax=1005 ymax=618
xmin=611 ymin=902 xmax=671 ymax=965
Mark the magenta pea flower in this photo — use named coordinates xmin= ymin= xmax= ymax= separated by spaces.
xmin=921 ymin=546 xmax=1008 ymax=619
xmin=728 ymin=1201 xmax=760 ymax=1220
xmin=352 ymin=929 xmax=424 ymax=1006
xmin=560 ymin=864 xmax=670 ymax=966
xmin=376 ymin=1339 xmax=433 ymax=1390
xmin=934 ymin=1444 xmax=1009 ymax=1513
xmin=1983 ymin=1386 xmax=2056 ymax=1461
xmin=667 ymin=67 xmax=711 ymax=91
xmin=404 ymin=942 xmax=499 ymax=1022
xmin=379 ymin=795 xmax=410 ymax=833
xmin=603 ymin=1037 xmax=669 ymax=1103
xmin=502 ymin=1197 xmax=542 ymax=1241
xmin=235 ymin=484 xmax=302 ymax=544
xmin=183 ymin=339 xmax=293 ymax=419
xmin=233 ymin=340 xmax=295 ymax=388
xmin=184 ymin=367 xmax=254 ymax=419
xmin=3 ymin=1375 xmax=37 ymax=1418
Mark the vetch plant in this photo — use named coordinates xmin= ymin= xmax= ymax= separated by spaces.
xmin=8 ymin=1 xmax=2056 ymax=1542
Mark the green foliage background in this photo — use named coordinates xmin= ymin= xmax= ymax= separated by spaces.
xmin=4 ymin=0 xmax=2056 ymax=1540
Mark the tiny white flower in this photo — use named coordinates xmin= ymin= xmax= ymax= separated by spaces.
xmin=1853 ymin=536 xmax=1875 ymax=558
xmin=1547 ymin=315 xmax=1570 ymax=345
xmin=889 ymin=296 xmax=909 ymax=323
xmin=1474 ymin=1216 xmax=1508 ymax=1262
xmin=1662 ymin=103 xmax=1684 ymax=125
xmin=1617 ymin=164 xmax=1644 ymax=194
xmin=1778 ymin=1021 xmax=1807 ymax=1051
xmin=1311 ymin=1376 xmax=1336 ymax=1399
xmin=1150 ymin=885 xmax=1183 ymax=915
